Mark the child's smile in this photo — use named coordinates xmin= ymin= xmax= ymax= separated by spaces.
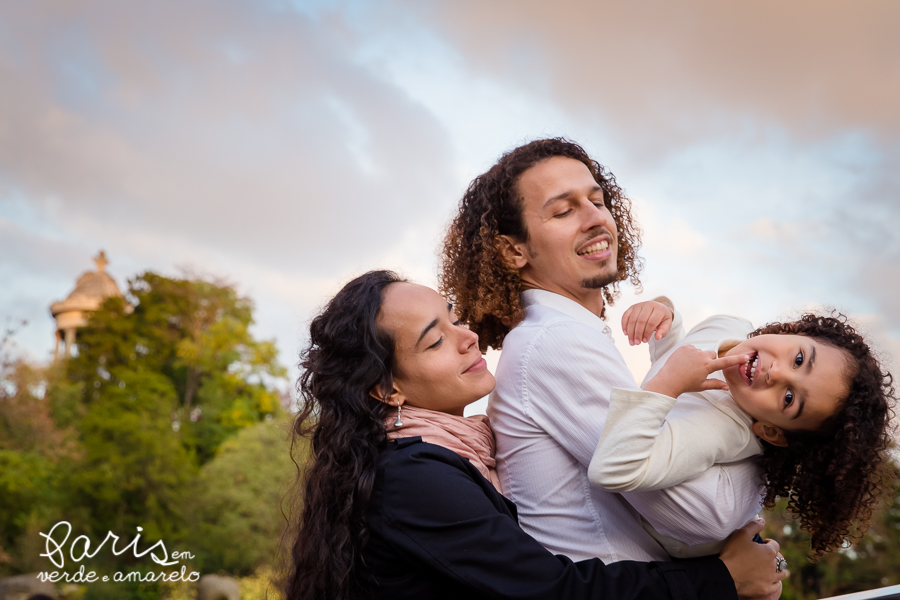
xmin=722 ymin=334 xmax=853 ymax=444
xmin=740 ymin=352 xmax=760 ymax=386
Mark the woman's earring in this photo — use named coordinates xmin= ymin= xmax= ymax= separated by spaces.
xmin=394 ymin=404 xmax=403 ymax=427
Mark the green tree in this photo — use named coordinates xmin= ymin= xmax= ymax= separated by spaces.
xmin=2 ymin=271 xmax=290 ymax=597
xmin=61 ymin=272 xmax=287 ymax=547
xmin=68 ymin=272 xmax=287 ymax=464
xmin=184 ymin=420 xmax=301 ymax=575
xmin=71 ymin=369 xmax=194 ymax=543
xmin=0 ymin=330 xmax=78 ymax=574
xmin=763 ymin=466 xmax=900 ymax=599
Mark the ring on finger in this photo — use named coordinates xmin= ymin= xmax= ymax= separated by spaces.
xmin=775 ymin=556 xmax=787 ymax=573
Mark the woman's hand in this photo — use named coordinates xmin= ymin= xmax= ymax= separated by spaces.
xmin=643 ymin=345 xmax=750 ymax=399
xmin=720 ymin=520 xmax=788 ymax=599
xmin=621 ymin=300 xmax=674 ymax=346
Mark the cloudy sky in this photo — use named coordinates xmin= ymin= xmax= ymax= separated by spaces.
xmin=2 ymin=0 xmax=898 ymax=411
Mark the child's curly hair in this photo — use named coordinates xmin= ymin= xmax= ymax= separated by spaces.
xmin=439 ymin=138 xmax=643 ymax=351
xmin=750 ymin=312 xmax=896 ymax=560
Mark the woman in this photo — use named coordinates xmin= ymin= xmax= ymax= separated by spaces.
xmin=284 ymin=270 xmax=784 ymax=600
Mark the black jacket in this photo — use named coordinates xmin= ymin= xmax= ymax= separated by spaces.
xmin=362 ymin=437 xmax=739 ymax=600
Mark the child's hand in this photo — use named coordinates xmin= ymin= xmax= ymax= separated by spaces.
xmin=643 ymin=344 xmax=751 ymax=398
xmin=621 ymin=300 xmax=674 ymax=346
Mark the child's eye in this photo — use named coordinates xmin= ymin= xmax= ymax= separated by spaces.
xmin=794 ymin=351 xmax=803 ymax=368
xmin=784 ymin=390 xmax=794 ymax=407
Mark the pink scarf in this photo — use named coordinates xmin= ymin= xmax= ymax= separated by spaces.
xmin=385 ymin=404 xmax=502 ymax=492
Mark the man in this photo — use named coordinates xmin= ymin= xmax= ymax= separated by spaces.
xmin=440 ymin=138 xmax=783 ymax=596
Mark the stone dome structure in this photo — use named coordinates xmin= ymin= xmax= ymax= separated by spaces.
xmin=50 ymin=251 xmax=126 ymax=360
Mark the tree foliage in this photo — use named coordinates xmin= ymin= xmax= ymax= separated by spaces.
xmin=72 ymin=369 xmax=193 ymax=541
xmin=0 ymin=328 xmax=77 ymax=572
xmin=69 ymin=272 xmax=286 ymax=464
xmin=763 ymin=466 xmax=900 ymax=599
xmin=185 ymin=420 xmax=301 ymax=575
xmin=0 ymin=271 xmax=290 ymax=588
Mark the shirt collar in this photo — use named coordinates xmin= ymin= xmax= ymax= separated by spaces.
xmin=522 ymin=289 xmax=614 ymax=341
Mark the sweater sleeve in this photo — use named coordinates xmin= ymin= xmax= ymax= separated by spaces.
xmin=588 ymin=388 xmax=752 ymax=492
xmin=379 ymin=444 xmax=737 ymax=600
xmin=376 ymin=443 xmax=737 ymax=600
xmin=620 ymin=314 xmax=764 ymax=546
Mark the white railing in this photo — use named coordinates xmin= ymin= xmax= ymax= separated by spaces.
xmin=820 ymin=585 xmax=900 ymax=600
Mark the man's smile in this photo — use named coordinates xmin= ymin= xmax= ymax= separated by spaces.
xmin=576 ymin=238 xmax=610 ymax=257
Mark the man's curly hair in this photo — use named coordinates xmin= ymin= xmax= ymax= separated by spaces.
xmin=750 ymin=312 xmax=896 ymax=560
xmin=440 ymin=138 xmax=642 ymax=351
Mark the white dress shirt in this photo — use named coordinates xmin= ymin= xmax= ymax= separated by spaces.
xmin=488 ymin=289 xmax=765 ymax=562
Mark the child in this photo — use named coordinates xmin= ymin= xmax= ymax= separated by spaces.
xmin=588 ymin=298 xmax=895 ymax=559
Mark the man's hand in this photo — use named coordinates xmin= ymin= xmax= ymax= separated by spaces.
xmin=643 ymin=345 xmax=749 ymax=398
xmin=720 ymin=520 xmax=788 ymax=599
xmin=621 ymin=301 xmax=674 ymax=346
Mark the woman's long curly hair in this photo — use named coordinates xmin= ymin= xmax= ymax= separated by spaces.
xmin=439 ymin=138 xmax=643 ymax=351
xmin=751 ymin=312 xmax=896 ymax=560
xmin=285 ymin=270 xmax=404 ymax=600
